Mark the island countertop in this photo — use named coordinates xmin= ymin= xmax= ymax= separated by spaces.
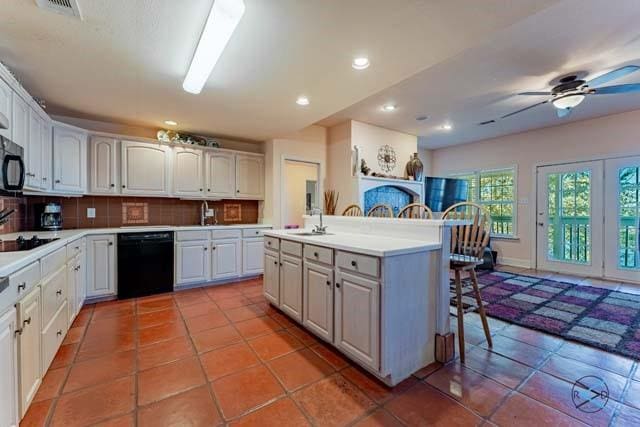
xmin=263 ymin=229 xmax=441 ymax=257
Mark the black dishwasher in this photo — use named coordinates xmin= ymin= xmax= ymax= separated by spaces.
xmin=117 ymin=231 xmax=174 ymax=299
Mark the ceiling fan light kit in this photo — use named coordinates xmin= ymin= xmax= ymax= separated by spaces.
xmin=551 ymin=93 xmax=585 ymax=110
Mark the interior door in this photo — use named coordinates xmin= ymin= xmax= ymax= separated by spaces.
xmin=604 ymin=156 xmax=640 ymax=282
xmin=536 ymin=161 xmax=603 ymax=276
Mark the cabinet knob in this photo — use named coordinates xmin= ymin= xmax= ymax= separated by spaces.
xmin=199 ymin=188 xmax=203 ymax=191
xmin=18 ymin=283 xmax=26 ymax=292
xmin=14 ymin=328 xmax=23 ymax=337
xmin=351 ymin=260 xmax=357 ymax=267
xmin=236 ymin=190 xmax=240 ymax=193
xmin=267 ymin=241 xmax=271 ymax=246
xmin=108 ymin=242 xmax=113 ymax=246
xmin=56 ymin=289 xmax=62 ymax=296
xmin=110 ymin=184 xmax=115 ymax=187
xmin=336 ymin=282 xmax=341 ymax=288
xmin=326 ymin=280 xmax=331 ymax=286
xmin=122 ymin=185 xmax=126 ymax=188
xmin=42 ymin=177 xmax=47 ymax=181
xmin=273 ymin=261 xmax=277 ymax=265
xmin=56 ymin=330 xmax=62 ymax=337
xmin=279 ymin=262 xmax=283 ymax=266
xmin=55 ymin=179 xmax=61 ymax=184
xmin=212 ymin=246 xmax=216 ymax=250
xmin=23 ymin=317 xmax=31 ymax=326
xmin=208 ymin=189 xmax=211 ymax=192
xmin=204 ymin=247 xmax=208 ymax=251
xmin=314 ymin=252 xmax=319 ymax=257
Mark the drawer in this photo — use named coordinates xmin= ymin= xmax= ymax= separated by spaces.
xmin=336 ymin=251 xmax=380 ymax=278
xmin=281 ymin=239 xmax=302 ymax=257
xmin=304 ymin=244 xmax=333 ymax=265
xmin=242 ymin=228 xmax=269 ymax=238
xmin=42 ymin=247 xmax=66 ymax=278
xmin=264 ymin=236 xmax=279 ymax=251
xmin=176 ymin=230 xmax=209 ymax=241
xmin=41 ymin=266 xmax=67 ymax=326
xmin=9 ymin=261 xmax=41 ymax=298
xmin=42 ymin=301 xmax=69 ymax=371
xmin=66 ymin=239 xmax=84 ymax=260
xmin=212 ymin=229 xmax=242 ymax=240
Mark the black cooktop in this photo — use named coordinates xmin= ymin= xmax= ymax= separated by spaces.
xmin=0 ymin=235 xmax=60 ymax=253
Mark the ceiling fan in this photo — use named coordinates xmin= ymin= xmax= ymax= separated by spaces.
xmin=501 ymin=65 xmax=640 ymax=119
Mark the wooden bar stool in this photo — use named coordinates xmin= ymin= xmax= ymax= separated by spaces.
xmin=442 ymin=202 xmax=493 ymax=363
xmin=366 ymin=204 xmax=393 ymax=218
xmin=397 ymin=203 xmax=433 ymax=219
xmin=342 ymin=204 xmax=363 ymax=216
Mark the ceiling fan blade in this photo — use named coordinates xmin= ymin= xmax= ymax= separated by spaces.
xmin=556 ymin=107 xmax=572 ymax=118
xmin=501 ymin=100 xmax=548 ymax=119
xmin=593 ymin=83 xmax=640 ymax=94
xmin=587 ymin=65 xmax=640 ymax=87
xmin=518 ymin=91 xmax=552 ymax=96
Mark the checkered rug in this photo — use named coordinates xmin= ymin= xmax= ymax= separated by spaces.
xmin=452 ymin=271 xmax=640 ymax=360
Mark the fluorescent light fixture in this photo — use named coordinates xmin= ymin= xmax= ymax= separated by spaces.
xmin=296 ymin=96 xmax=310 ymax=106
xmin=552 ymin=94 xmax=585 ymax=109
xmin=382 ymin=104 xmax=396 ymax=112
xmin=183 ymin=0 xmax=246 ymax=94
xmin=441 ymin=123 xmax=452 ymax=131
xmin=164 ymin=120 xmax=178 ymax=126
xmin=352 ymin=56 xmax=370 ymax=70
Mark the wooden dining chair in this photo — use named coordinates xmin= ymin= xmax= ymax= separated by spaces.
xmin=342 ymin=204 xmax=363 ymax=217
xmin=441 ymin=202 xmax=493 ymax=363
xmin=366 ymin=204 xmax=394 ymax=218
xmin=397 ymin=203 xmax=434 ymax=219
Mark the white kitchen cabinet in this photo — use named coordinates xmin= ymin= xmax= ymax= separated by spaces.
xmin=0 ymin=78 xmax=11 ymax=139
xmin=66 ymin=261 xmax=77 ymax=323
xmin=173 ymin=147 xmax=204 ymax=197
xmin=40 ymin=120 xmax=52 ymax=191
xmin=205 ymin=151 xmax=235 ymax=198
xmin=26 ymin=110 xmax=43 ymax=189
xmin=90 ymin=136 xmax=118 ymax=194
xmin=303 ymin=262 xmax=334 ymax=342
xmin=53 ymin=125 xmax=87 ymax=193
xmin=335 ymin=270 xmax=379 ymax=370
xmin=242 ymin=239 xmax=264 ymax=275
xmin=86 ymin=235 xmax=116 ymax=298
xmin=0 ymin=307 xmax=18 ymax=427
xmin=15 ymin=286 xmax=41 ymax=417
xmin=176 ymin=241 xmax=210 ymax=284
xmin=121 ymin=141 xmax=170 ymax=195
xmin=211 ymin=239 xmax=241 ymax=279
xmin=235 ymin=154 xmax=264 ymax=199
xmin=11 ymin=94 xmax=29 ymax=151
xmin=263 ymin=249 xmax=280 ymax=305
xmin=280 ymin=254 xmax=303 ymax=322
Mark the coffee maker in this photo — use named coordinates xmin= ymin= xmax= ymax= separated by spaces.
xmin=36 ymin=203 xmax=62 ymax=230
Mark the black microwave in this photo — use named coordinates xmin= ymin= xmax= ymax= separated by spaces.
xmin=0 ymin=135 xmax=25 ymax=195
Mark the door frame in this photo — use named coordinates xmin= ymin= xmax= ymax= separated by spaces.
xmin=279 ymin=155 xmax=324 ymax=229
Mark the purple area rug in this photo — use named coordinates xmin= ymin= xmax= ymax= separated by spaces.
xmin=452 ymin=271 xmax=640 ymax=360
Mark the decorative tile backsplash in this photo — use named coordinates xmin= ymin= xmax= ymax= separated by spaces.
xmin=122 ymin=202 xmax=149 ymax=225
xmin=0 ymin=196 xmax=27 ymax=234
xmin=223 ymin=203 xmax=242 ymax=222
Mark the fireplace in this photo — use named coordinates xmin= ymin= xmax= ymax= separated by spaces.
xmin=357 ymin=176 xmax=424 ymax=216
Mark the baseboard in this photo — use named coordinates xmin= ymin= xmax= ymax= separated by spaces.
xmin=174 ymin=274 xmax=262 ymax=291
xmin=497 ymin=256 xmax=531 ymax=269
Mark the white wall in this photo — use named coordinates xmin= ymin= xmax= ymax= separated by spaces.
xmin=352 ymin=121 xmax=418 ymax=178
xmin=430 ymin=109 xmax=640 ymax=267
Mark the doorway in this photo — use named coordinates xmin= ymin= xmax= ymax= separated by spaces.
xmin=281 ymin=159 xmax=320 ymax=228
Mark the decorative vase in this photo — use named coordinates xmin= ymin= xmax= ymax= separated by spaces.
xmin=406 ymin=153 xmax=424 ymax=181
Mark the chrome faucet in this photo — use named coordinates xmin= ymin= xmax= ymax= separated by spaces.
xmin=310 ymin=208 xmax=327 ymax=234
xmin=200 ymin=201 xmax=209 ymax=226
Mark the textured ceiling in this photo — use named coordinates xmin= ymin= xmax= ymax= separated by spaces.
xmin=0 ymin=0 xmax=557 ymax=141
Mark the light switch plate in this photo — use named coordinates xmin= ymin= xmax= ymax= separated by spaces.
xmin=205 ymin=209 xmax=214 ymax=217
xmin=87 ymin=208 xmax=96 ymax=218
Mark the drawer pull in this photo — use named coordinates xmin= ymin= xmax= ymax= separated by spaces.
xmin=204 ymin=247 xmax=208 ymax=251
xmin=18 ymin=283 xmax=26 ymax=292
xmin=14 ymin=328 xmax=23 ymax=337
xmin=23 ymin=317 xmax=31 ymax=326
xmin=336 ymin=282 xmax=341 ymax=288
xmin=351 ymin=260 xmax=357 ymax=267
xmin=56 ymin=330 xmax=62 ymax=337
xmin=267 ymin=241 xmax=271 ymax=245
xmin=109 ymin=242 xmax=113 ymax=246
xmin=212 ymin=246 xmax=216 ymax=250
xmin=56 ymin=289 xmax=62 ymax=296
xmin=314 ymin=252 xmax=319 ymax=257
xmin=326 ymin=280 xmax=331 ymax=286
xmin=273 ymin=261 xmax=278 ymax=265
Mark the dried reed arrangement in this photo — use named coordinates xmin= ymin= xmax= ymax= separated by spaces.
xmin=324 ymin=190 xmax=339 ymax=215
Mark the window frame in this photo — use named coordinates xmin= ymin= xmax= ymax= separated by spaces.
xmin=447 ymin=166 xmax=518 ymax=238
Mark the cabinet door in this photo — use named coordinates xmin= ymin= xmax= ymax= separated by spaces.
xmin=66 ymin=261 xmax=78 ymax=323
xmin=121 ymin=141 xmax=170 ymax=195
xmin=236 ymin=154 xmax=264 ymax=199
xmin=335 ymin=271 xmax=380 ymax=370
xmin=26 ymin=110 xmax=42 ymax=189
xmin=53 ymin=126 xmax=87 ymax=193
xmin=86 ymin=235 xmax=116 ymax=298
xmin=205 ymin=151 xmax=235 ymax=198
xmin=174 ymin=147 xmax=204 ymax=197
xmin=211 ymin=239 xmax=240 ymax=279
xmin=263 ymin=250 xmax=279 ymax=305
xmin=76 ymin=243 xmax=86 ymax=309
xmin=280 ymin=254 xmax=303 ymax=322
xmin=11 ymin=94 xmax=28 ymax=151
xmin=0 ymin=78 xmax=11 ymax=139
xmin=0 ymin=308 xmax=18 ymax=427
xmin=303 ymin=262 xmax=334 ymax=342
xmin=242 ymin=239 xmax=264 ymax=275
xmin=90 ymin=136 xmax=118 ymax=194
xmin=40 ymin=120 xmax=52 ymax=191
xmin=16 ymin=286 xmax=41 ymax=417
xmin=176 ymin=241 xmax=210 ymax=284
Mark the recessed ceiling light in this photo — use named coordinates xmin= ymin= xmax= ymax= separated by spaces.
xmin=441 ymin=123 xmax=453 ymax=131
xmin=382 ymin=104 xmax=396 ymax=112
xmin=352 ymin=56 xmax=370 ymax=70
xmin=416 ymin=115 xmax=429 ymax=121
xmin=182 ymin=0 xmax=246 ymax=94
xmin=296 ymin=96 xmax=310 ymax=106
xmin=164 ymin=120 xmax=178 ymax=126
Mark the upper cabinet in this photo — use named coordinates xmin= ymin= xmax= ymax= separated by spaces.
xmin=0 ymin=78 xmax=11 ymax=139
xmin=121 ymin=141 xmax=171 ymax=195
xmin=236 ymin=154 xmax=264 ymax=199
xmin=11 ymin=94 xmax=29 ymax=152
xmin=205 ymin=151 xmax=235 ymax=198
xmin=174 ymin=147 xmax=204 ymax=197
xmin=52 ymin=124 xmax=87 ymax=194
xmin=90 ymin=136 xmax=118 ymax=194
xmin=26 ymin=110 xmax=43 ymax=189
xmin=40 ymin=121 xmax=52 ymax=192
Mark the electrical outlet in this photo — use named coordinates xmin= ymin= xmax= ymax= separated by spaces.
xmin=205 ymin=209 xmax=214 ymax=217
xmin=87 ymin=208 xmax=96 ymax=218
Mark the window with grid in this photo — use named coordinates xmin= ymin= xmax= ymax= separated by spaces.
xmin=450 ymin=168 xmax=516 ymax=237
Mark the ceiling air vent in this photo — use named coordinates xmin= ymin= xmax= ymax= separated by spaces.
xmin=35 ymin=0 xmax=83 ymax=20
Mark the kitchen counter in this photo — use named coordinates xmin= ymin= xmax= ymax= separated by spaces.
xmin=263 ymin=229 xmax=440 ymax=257
xmin=0 ymin=224 xmax=271 ymax=278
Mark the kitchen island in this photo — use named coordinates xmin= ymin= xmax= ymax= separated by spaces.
xmin=263 ymin=215 xmax=453 ymax=386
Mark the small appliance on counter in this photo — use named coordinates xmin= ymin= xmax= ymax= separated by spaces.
xmin=35 ymin=202 xmax=62 ymax=230
xmin=0 ymin=235 xmax=60 ymax=253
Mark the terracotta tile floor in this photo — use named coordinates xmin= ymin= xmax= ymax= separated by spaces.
xmin=22 ymin=271 xmax=640 ymax=427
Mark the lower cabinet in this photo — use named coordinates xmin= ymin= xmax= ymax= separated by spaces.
xmin=242 ymin=238 xmax=264 ymax=275
xmin=42 ymin=302 xmax=68 ymax=372
xmin=211 ymin=239 xmax=240 ymax=280
xmin=303 ymin=262 xmax=334 ymax=342
xmin=15 ymin=287 xmax=42 ymax=417
xmin=0 ymin=308 xmax=18 ymax=427
xmin=263 ymin=249 xmax=280 ymax=305
xmin=280 ymin=254 xmax=303 ymax=322
xmin=86 ymin=235 xmax=116 ymax=298
xmin=175 ymin=241 xmax=210 ymax=284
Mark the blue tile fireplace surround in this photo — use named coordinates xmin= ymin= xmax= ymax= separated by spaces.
xmin=364 ymin=185 xmax=412 ymax=216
